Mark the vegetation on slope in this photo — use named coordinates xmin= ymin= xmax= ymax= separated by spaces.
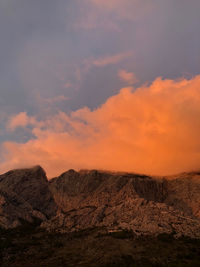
xmin=1 ymin=223 xmax=200 ymax=267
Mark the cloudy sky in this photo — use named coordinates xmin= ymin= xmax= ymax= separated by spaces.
xmin=1 ymin=0 xmax=200 ymax=177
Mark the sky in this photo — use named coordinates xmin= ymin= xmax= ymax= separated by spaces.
xmin=0 ymin=0 xmax=200 ymax=177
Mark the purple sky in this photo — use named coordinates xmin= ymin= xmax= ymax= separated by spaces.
xmin=0 ymin=0 xmax=200 ymax=175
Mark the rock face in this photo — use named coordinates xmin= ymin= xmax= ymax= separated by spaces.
xmin=1 ymin=166 xmax=200 ymax=238
xmin=42 ymin=169 xmax=200 ymax=238
xmin=49 ymin=170 xmax=166 ymax=212
xmin=0 ymin=166 xmax=57 ymax=228
xmin=164 ymin=172 xmax=200 ymax=218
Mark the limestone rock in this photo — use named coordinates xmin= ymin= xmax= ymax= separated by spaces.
xmin=0 ymin=166 xmax=57 ymax=228
xmin=44 ymin=169 xmax=200 ymax=238
xmin=164 ymin=172 xmax=200 ymax=218
xmin=2 ymin=166 xmax=200 ymax=239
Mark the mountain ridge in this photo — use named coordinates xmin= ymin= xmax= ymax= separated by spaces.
xmin=1 ymin=166 xmax=200 ymax=238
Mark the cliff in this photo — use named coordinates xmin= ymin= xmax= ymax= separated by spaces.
xmin=0 ymin=166 xmax=57 ymax=228
xmin=1 ymin=166 xmax=200 ymax=238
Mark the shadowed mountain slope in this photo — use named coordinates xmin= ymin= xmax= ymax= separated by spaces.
xmin=0 ymin=166 xmax=57 ymax=228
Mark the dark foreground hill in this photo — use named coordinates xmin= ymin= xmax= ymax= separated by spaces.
xmin=1 ymin=225 xmax=200 ymax=267
xmin=1 ymin=166 xmax=200 ymax=266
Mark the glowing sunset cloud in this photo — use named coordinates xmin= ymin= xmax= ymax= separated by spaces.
xmin=118 ymin=70 xmax=138 ymax=85
xmin=1 ymin=75 xmax=200 ymax=177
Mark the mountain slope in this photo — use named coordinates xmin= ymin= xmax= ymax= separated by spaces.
xmin=44 ymin=169 xmax=200 ymax=238
xmin=0 ymin=166 xmax=57 ymax=228
xmin=1 ymin=166 xmax=200 ymax=238
xmin=164 ymin=172 xmax=200 ymax=218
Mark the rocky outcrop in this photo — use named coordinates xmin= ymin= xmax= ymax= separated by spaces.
xmin=164 ymin=172 xmax=200 ymax=218
xmin=0 ymin=166 xmax=57 ymax=228
xmin=1 ymin=166 xmax=200 ymax=239
xmin=44 ymin=169 xmax=200 ymax=238
xmin=49 ymin=169 xmax=166 ymax=212
xmin=42 ymin=198 xmax=200 ymax=239
xmin=0 ymin=189 xmax=46 ymax=228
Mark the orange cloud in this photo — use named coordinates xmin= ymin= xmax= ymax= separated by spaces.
xmin=1 ymin=75 xmax=200 ymax=178
xmin=118 ymin=70 xmax=138 ymax=85
xmin=7 ymin=112 xmax=36 ymax=131
xmin=93 ymin=52 xmax=132 ymax=67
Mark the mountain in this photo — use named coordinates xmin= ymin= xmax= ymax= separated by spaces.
xmin=1 ymin=166 xmax=200 ymax=239
xmin=0 ymin=166 xmax=57 ymax=228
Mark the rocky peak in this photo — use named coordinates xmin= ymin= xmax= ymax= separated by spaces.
xmin=0 ymin=166 xmax=57 ymax=228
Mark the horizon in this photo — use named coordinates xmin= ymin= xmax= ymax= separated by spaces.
xmin=2 ymin=164 xmax=200 ymax=180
